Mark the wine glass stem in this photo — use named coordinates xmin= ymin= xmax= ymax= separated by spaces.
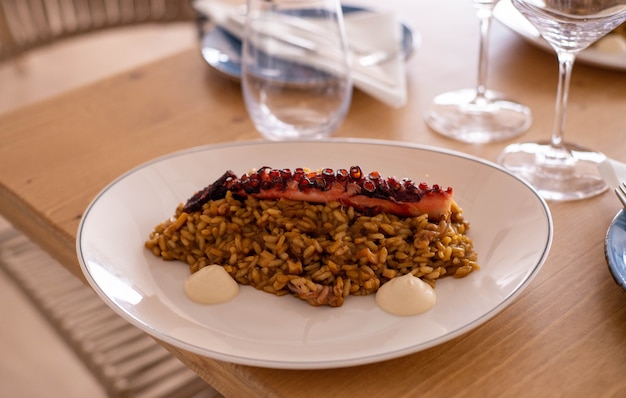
xmin=474 ymin=3 xmax=497 ymax=100
xmin=551 ymin=50 xmax=576 ymax=149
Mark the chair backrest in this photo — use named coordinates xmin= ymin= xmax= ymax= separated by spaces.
xmin=0 ymin=0 xmax=198 ymax=61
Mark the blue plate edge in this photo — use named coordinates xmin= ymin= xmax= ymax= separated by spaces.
xmin=605 ymin=208 xmax=626 ymax=293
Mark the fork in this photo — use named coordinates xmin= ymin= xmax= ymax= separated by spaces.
xmin=616 ymin=182 xmax=626 ymax=207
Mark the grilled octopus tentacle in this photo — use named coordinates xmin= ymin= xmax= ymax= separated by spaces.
xmin=182 ymin=166 xmax=453 ymax=221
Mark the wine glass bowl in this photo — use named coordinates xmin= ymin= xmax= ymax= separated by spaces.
xmin=424 ymin=0 xmax=532 ymax=144
xmin=498 ymin=0 xmax=626 ymax=201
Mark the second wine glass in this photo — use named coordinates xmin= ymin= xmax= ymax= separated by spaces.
xmin=498 ymin=0 xmax=626 ymax=201
xmin=425 ymin=0 xmax=532 ymax=143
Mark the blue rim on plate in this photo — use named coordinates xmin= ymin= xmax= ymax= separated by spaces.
xmin=199 ymin=5 xmax=417 ymax=80
xmin=605 ymin=209 xmax=626 ymax=292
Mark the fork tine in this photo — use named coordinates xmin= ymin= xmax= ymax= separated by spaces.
xmin=616 ymin=183 xmax=626 ymax=208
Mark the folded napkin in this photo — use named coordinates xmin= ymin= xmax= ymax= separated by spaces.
xmin=599 ymin=158 xmax=626 ymax=190
xmin=192 ymin=0 xmax=407 ymax=108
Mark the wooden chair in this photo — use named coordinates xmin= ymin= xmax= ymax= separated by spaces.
xmin=0 ymin=0 xmax=199 ymax=61
xmin=0 ymin=229 xmax=223 ymax=397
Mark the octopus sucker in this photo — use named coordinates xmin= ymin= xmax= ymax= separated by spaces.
xmin=182 ymin=166 xmax=454 ymax=221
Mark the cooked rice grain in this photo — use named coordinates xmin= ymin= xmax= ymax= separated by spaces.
xmin=145 ymin=191 xmax=479 ymax=305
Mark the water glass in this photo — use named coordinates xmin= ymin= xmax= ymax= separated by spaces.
xmin=242 ymin=0 xmax=352 ymax=140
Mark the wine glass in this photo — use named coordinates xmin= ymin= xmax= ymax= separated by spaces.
xmin=424 ymin=0 xmax=532 ymax=144
xmin=242 ymin=0 xmax=352 ymax=141
xmin=498 ymin=0 xmax=626 ymax=201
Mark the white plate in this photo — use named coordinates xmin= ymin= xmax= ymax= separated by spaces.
xmin=199 ymin=5 xmax=417 ymax=81
xmin=77 ymin=139 xmax=553 ymax=369
xmin=494 ymin=0 xmax=626 ymax=71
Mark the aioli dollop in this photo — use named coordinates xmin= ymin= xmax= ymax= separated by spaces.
xmin=375 ymin=273 xmax=436 ymax=316
xmin=184 ymin=264 xmax=239 ymax=304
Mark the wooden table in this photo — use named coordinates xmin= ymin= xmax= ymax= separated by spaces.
xmin=1 ymin=0 xmax=625 ymax=396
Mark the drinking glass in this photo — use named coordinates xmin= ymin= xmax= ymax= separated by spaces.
xmin=498 ymin=0 xmax=626 ymax=201
xmin=424 ymin=0 xmax=532 ymax=143
xmin=242 ymin=0 xmax=352 ymax=141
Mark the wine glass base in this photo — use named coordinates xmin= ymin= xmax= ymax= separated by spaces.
xmin=425 ymin=89 xmax=532 ymax=144
xmin=498 ymin=140 xmax=608 ymax=201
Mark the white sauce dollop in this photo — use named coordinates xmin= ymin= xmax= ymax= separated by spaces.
xmin=375 ymin=273 xmax=436 ymax=316
xmin=184 ymin=264 xmax=239 ymax=304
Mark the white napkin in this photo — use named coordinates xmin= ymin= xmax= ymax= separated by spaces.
xmin=193 ymin=0 xmax=407 ymax=108
xmin=599 ymin=158 xmax=626 ymax=190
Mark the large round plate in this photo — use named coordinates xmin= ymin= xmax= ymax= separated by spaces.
xmin=494 ymin=0 xmax=626 ymax=71
xmin=77 ymin=139 xmax=552 ymax=369
xmin=605 ymin=209 xmax=626 ymax=292
xmin=200 ymin=5 xmax=417 ymax=80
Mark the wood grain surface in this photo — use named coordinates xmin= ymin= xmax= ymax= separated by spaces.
xmin=1 ymin=1 xmax=625 ymax=396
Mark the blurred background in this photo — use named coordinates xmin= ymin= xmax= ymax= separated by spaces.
xmin=0 ymin=1 xmax=210 ymax=396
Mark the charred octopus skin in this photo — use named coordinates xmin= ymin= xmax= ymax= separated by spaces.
xmin=183 ymin=166 xmax=454 ymax=220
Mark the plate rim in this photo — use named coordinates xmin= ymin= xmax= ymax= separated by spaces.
xmin=76 ymin=137 xmax=554 ymax=369
xmin=605 ymin=208 xmax=626 ymax=292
